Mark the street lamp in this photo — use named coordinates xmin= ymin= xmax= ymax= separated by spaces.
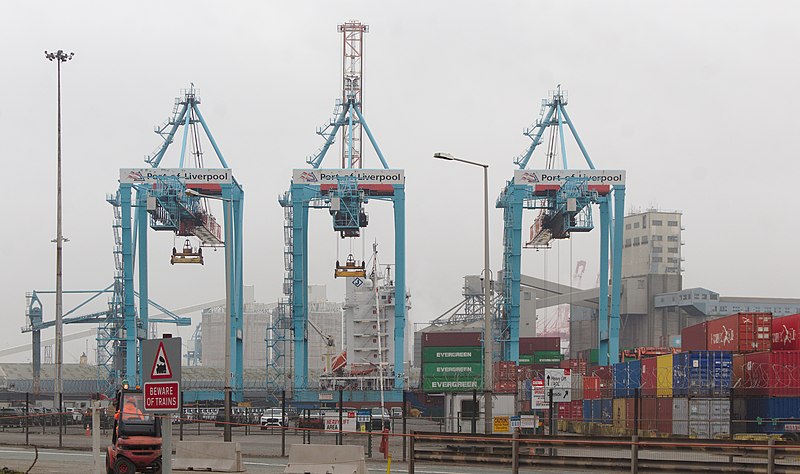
xmin=432 ymin=152 xmax=493 ymax=434
xmin=45 ymin=49 xmax=74 ymax=449
xmin=186 ymin=188 xmax=233 ymax=442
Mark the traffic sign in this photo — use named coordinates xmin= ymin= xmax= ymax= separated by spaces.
xmin=144 ymin=381 xmax=180 ymax=411
xmin=142 ymin=337 xmax=182 ymax=383
xmin=510 ymin=415 xmax=520 ymax=429
xmin=544 ymin=368 xmax=572 ymax=402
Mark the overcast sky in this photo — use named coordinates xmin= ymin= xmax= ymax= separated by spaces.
xmin=2 ymin=1 xmax=798 ymax=364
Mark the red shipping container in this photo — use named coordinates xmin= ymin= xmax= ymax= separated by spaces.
xmin=493 ymin=381 xmax=517 ymax=393
xmin=570 ymin=400 xmax=583 ymax=421
xmin=626 ymin=398 xmax=636 ymax=431
xmin=640 ymin=398 xmax=657 ymax=432
xmin=519 ymin=336 xmax=560 ymax=354
xmin=583 ymin=376 xmax=601 ymax=400
xmin=558 ymin=402 xmax=569 ymax=420
xmin=738 ymin=351 xmax=800 ymax=397
xmin=681 ymin=322 xmax=708 ymax=351
xmin=589 ymin=365 xmax=613 ymax=381
xmin=656 ymin=397 xmax=673 ymax=434
xmin=640 ymin=357 xmax=657 ymax=397
xmin=493 ymin=361 xmax=518 ymax=383
xmin=707 ymin=312 xmax=772 ymax=353
xmin=567 ymin=359 xmax=588 ymax=375
xmin=422 ymin=331 xmax=482 ymax=347
xmin=772 ymin=314 xmax=800 ymax=351
xmin=732 ymin=354 xmax=745 ymax=395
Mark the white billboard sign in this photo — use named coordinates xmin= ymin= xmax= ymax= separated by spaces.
xmin=514 ymin=169 xmax=625 ymax=187
xmin=545 ymin=368 xmax=572 ymax=402
xmin=324 ymin=413 xmax=358 ymax=432
xmin=293 ymin=169 xmax=404 ymax=185
xmin=120 ymin=168 xmax=232 ymax=184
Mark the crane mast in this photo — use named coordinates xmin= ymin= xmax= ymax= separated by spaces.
xmin=339 ymin=21 xmax=368 ymax=169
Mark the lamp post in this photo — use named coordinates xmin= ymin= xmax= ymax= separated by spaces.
xmin=45 ymin=49 xmax=73 ymax=449
xmin=186 ymin=189 xmax=233 ymax=442
xmin=432 ymin=152 xmax=493 ymax=434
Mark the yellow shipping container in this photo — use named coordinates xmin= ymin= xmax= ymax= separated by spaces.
xmin=656 ymin=354 xmax=673 ymax=397
xmin=612 ymin=398 xmax=627 ymax=431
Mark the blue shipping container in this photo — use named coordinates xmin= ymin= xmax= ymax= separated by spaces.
xmin=672 ymin=351 xmax=732 ymax=397
xmin=626 ymin=360 xmax=641 ymax=397
xmin=601 ymin=398 xmax=613 ymax=424
xmin=583 ymin=399 xmax=593 ymax=423
xmin=613 ymin=360 xmax=642 ymax=397
xmin=742 ymin=397 xmax=800 ymax=434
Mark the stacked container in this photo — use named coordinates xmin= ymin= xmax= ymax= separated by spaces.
xmin=493 ymin=361 xmax=517 ymax=393
xmin=706 ymin=312 xmax=772 ymax=353
xmin=771 ymin=313 xmax=800 ymax=350
xmin=518 ymin=337 xmax=562 ymax=375
xmin=655 ymin=354 xmax=673 ymax=398
xmin=672 ymin=351 xmax=732 ymax=397
xmin=421 ymin=332 xmax=483 ymax=392
xmin=672 ymin=398 xmax=730 ymax=438
xmin=681 ymin=322 xmax=708 ymax=351
xmin=733 ymin=350 xmax=800 ymax=397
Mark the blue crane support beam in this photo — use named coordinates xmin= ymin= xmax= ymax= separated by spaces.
xmin=392 ymin=184 xmax=406 ymax=389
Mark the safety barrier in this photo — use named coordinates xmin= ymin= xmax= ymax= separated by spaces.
xmin=284 ymin=444 xmax=367 ymax=474
xmin=408 ymin=431 xmax=800 ymax=474
xmin=173 ymin=440 xmax=244 ymax=472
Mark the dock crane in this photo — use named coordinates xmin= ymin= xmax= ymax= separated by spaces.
xmin=112 ymin=86 xmax=244 ymax=398
xmin=497 ymin=87 xmax=626 ymax=366
xmin=276 ymin=20 xmax=407 ymax=400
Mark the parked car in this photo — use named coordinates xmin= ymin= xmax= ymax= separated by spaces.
xmin=391 ymin=407 xmax=403 ymax=419
xmin=260 ymin=408 xmax=287 ymax=429
xmin=370 ymin=407 xmax=391 ymax=431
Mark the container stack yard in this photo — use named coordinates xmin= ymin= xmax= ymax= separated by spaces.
xmin=534 ymin=311 xmax=800 ymax=440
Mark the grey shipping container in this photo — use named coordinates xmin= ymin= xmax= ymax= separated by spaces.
xmin=673 ymin=398 xmax=730 ymax=439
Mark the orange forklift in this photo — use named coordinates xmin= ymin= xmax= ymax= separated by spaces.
xmin=105 ymin=385 xmax=162 ymax=473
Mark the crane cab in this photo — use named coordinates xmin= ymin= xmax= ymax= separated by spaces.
xmin=334 ymin=254 xmax=366 ymax=278
xmin=170 ymin=239 xmax=203 ymax=265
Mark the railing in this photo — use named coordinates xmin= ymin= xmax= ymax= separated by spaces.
xmin=409 ymin=430 xmax=800 ymax=474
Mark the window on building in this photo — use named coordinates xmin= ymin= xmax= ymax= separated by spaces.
xmin=653 ymin=235 xmax=663 ymax=241
xmin=626 ymin=223 xmax=631 ymax=230
xmin=667 ymin=235 xmax=679 ymax=242
xmin=637 ymin=280 xmax=645 ymax=289
xmin=710 ymin=294 xmax=718 ymax=300
xmin=634 ymin=222 xmax=640 ymax=229
xmin=642 ymin=215 xmax=647 ymax=228
xmin=633 ymin=237 xmax=640 ymax=245
xmin=641 ymin=236 xmax=648 ymax=244
xmin=653 ymin=247 xmax=663 ymax=253
xmin=668 ymin=220 xmax=679 ymax=226
xmin=667 ymin=257 xmax=678 ymax=263
xmin=668 ymin=247 xmax=679 ymax=253
xmin=652 ymin=257 xmax=662 ymax=263
xmin=652 ymin=220 xmax=662 ymax=226
xmin=625 ymin=239 xmax=631 ymax=247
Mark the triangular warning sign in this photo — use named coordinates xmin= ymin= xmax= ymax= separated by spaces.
xmin=150 ymin=341 xmax=173 ymax=380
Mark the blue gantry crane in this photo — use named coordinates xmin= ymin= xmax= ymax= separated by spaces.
xmin=275 ymin=21 xmax=407 ymax=400
xmin=112 ymin=87 xmax=244 ymax=397
xmin=497 ymin=87 xmax=626 ymax=366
